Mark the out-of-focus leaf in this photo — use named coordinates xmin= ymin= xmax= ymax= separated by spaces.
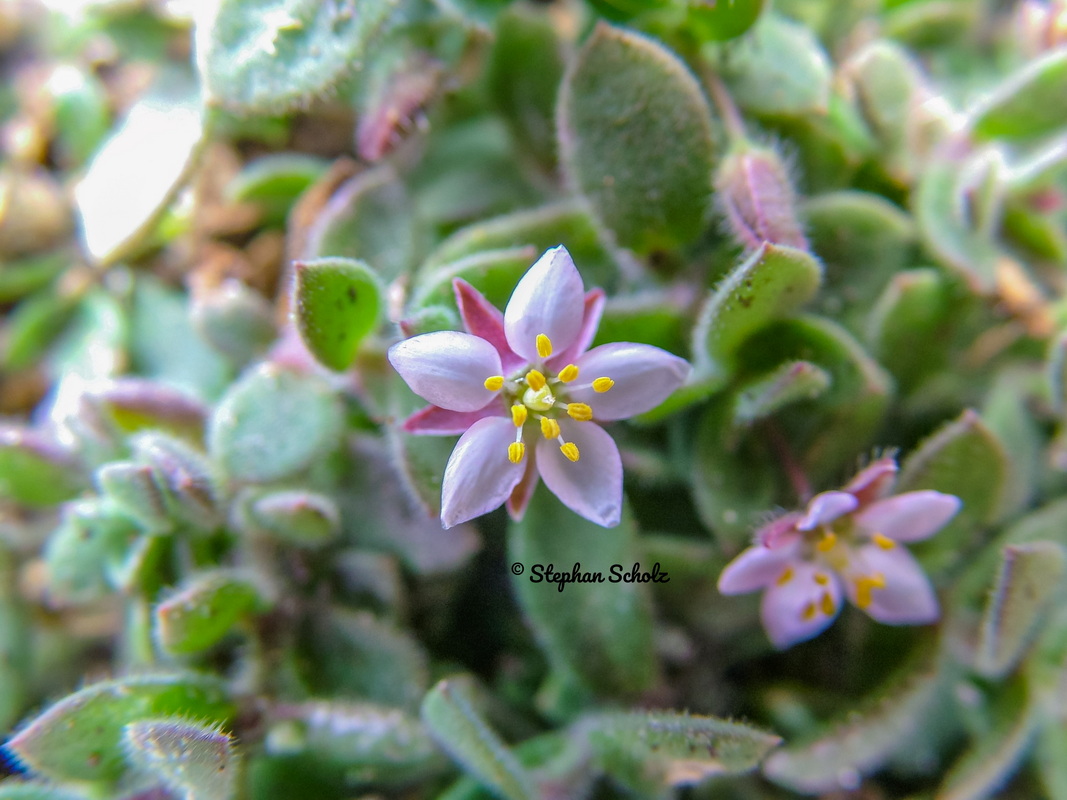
xmin=0 ymin=428 xmax=84 ymax=507
xmin=209 ymin=364 xmax=345 ymax=483
xmin=558 ymin=23 xmax=715 ymax=254
xmin=687 ymin=0 xmax=766 ymax=41
xmin=246 ymin=490 xmax=340 ymax=548
xmin=867 ymin=269 xmax=951 ymax=392
xmin=732 ymin=361 xmax=831 ymax=427
xmin=422 ymin=676 xmax=537 ymax=800
xmin=198 ymin=0 xmax=399 ymax=114
xmin=155 ymin=571 xmax=263 ymax=656
xmin=976 ymin=541 xmax=1066 ymax=679
xmin=191 ymin=280 xmax=277 ymax=366
xmin=972 ymin=48 xmax=1067 ymax=141
xmin=44 ymin=499 xmax=140 ymax=605
xmin=5 ymin=674 xmax=233 ymax=783
xmin=227 ymin=153 xmax=327 ymax=227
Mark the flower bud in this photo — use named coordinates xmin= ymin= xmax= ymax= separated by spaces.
xmin=715 ymin=142 xmax=808 ymax=252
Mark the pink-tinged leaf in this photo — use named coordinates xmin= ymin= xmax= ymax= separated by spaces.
xmin=503 ymin=245 xmax=585 ymax=362
xmin=534 ymin=419 xmax=622 ymax=527
xmin=453 ymin=279 xmax=524 ymax=373
xmin=440 ymin=417 xmax=526 ymax=528
xmin=388 ymin=331 xmax=503 ymax=412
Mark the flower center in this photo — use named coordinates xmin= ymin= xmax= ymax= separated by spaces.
xmin=481 ymin=333 xmax=616 ymax=466
xmin=795 ymin=519 xmax=896 ymax=612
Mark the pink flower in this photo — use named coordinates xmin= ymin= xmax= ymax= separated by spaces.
xmin=717 ymin=457 xmax=961 ymax=649
xmin=388 ymin=246 xmax=691 ymax=529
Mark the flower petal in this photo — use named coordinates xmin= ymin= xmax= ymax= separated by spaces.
xmin=718 ymin=544 xmax=798 ymax=594
xmin=506 ymin=452 xmax=540 ymax=521
xmin=388 ymin=331 xmax=503 ymax=412
xmin=535 ymin=418 xmax=622 ymax=527
xmin=854 ymin=491 xmax=962 ymax=543
xmin=402 ymin=402 xmax=503 ymax=435
xmin=547 ymin=288 xmax=606 ymax=369
xmin=845 ymin=545 xmax=939 ymax=625
xmin=453 ymin=279 xmax=524 ymax=373
xmin=844 ymin=457 xmax=898 ymax=505
xmin=567 ymin=343 xmax=691 ymax=421
xmin=504 ymin=246 xmax=585 ymax=362
xmin=755 ymin=512 xmax=804 ymax=549
xmin=797 ymin=491 xmax=859 ymax=531
xmin=441 ymin=417 xmax=526 ymax=528
xmin=760 ymin=560 xmax=842 ymax=649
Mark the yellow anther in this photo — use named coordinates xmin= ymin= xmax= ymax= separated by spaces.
xmin=536 ymin=334 xmax=553 ymax=359
xmin=560 ymin=442 xmax=580 ymax=462
xmin=484 ymin=376 xmax=504 ymax=391
xmin=776 ymin=567 xmax=794 ymax=586
xmin=508 ymin=442 xmax=525 ymax=464
xmin=593 ymin=377 xmax=615 ymax=393
xmin=820 ymin=591 xmax=835 ymax=616
xmin=566 ymin=403 xmax=593 ymax=422
xmin=558 ymin=364 xmax=579 ymax=383
xmin=815 ymin=531 xmax=837 ymax=552
xmin=870 ymin=571 xmax=886 ymax=588
xmin=511 ymin=405 xmax=528 ymax=427
xmin=873 ymin=533 xmax=896 ymax=550
xmin=814 ymin=572 xmax=829 ymax=586
xmin=801 ymin=602 xmax=816 ymax=621
xmin=540 ymin=417 xmax=560 ymax=439
xmin=525 ymin=370 xmax=546 ymax=391
xmin=854 ymin=573 xmax=886 ymax=610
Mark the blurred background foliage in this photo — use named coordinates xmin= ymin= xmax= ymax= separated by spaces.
xmin=0 ymin=0 xmax=1065 ymax=797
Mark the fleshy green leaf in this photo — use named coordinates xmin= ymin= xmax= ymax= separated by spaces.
xmin=732 ymin=360 xmax=831 ymax=427
xmin=866 ymin=269 xmax=951 ymax=392
xmin=557 ymin=23 xmax=715 ymax=254
xmin=199 ymin=0 xmax=400 ymax=114
xmin=5 ymin=674 xmax=233 ymax=783
xmin=583 ymin=711 xmax=780 ymax=790
xmin=124 ymin=718 xmax=238 ymax=800
xmin=246 ymin=490 xmax=341 ymax=547
xmin=227 ymin=153 xmax=328 ymax=227
xmin=508 ymin=484 xmax=655 ymax=703
xmin=693 ymin=244 xmax=823 ymax=388
xmin=209 ymin=364 xmax=345 ymax=483
xmin=719 ymin=13 xmax=832 ymax=117
xmin=44 ymin=499 xmax=141 ymax=605
xmin=687 ymin=0 xmax=766 ymax=41
xmin=421 ymin=676 xmax=537 ymax=800
xmin=898 ymin=410 xmax=1010 ymax=576
xmin=293 ymin=258 xmax=383 ymax=372
xmin=0 ymin=428 xmax=84 ymax=507
xmin=155 ymin=571 xmax=263 ymax=655
xmin=976 ymin=541 xmax=1066 ymax=679
xmin=972 ymin=48 xmax=1067 ymax=141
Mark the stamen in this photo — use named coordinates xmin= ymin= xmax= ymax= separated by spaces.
xmin=801 ymin=602 xmax=816 ymax=621
xmin=592 ymin=377 xmax=615 ymax=393
xmin=566 ymin=403 xmax=593 ymax=422
xmin=560 ymin=442 xmax=580 ymax=462
xmin=525 ymin=370 xmax=546 ymax=391
xmin=558 ymin=364 xmax=579 ymax=383
xmin=540 ymin=417 xmax=560 ymax=439
xmin=511 ymin=405 xmax=528 ymax=427
xmin=776 ymin=567 xmax=794 ymax=586
xmin=820 ymin=592 xmax=835 ymax=616
xmin=854 ymin=573 xmax=886 ymax=610
xmin=536 ymin=334 xmax=553 ymax=359
xmin=484 ymin=376 xmax=504 ymax=391
xmin=873 ymin=533 xmax=896 ymax=550
xmin=508 ymin=442 xmax=525 ymax=463
xmin=814 ymin=572 xmax=829 ymax=586
xmin=815 ymin=531 xmax=837 ymax=552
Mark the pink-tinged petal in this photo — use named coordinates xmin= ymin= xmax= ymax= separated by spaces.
xmin=797 ymin=491 xmax=859 ymax=531
xmin=453 ymin=279 xmax=525 ymax=373
xmin=756 ymin=512 xmax=804 ymax=549
xmin=845 ymin=545 xmax=939 ymax=625
xmin=506 ymin=452 xmax=540 ymax=521
xmin=760 ymin=561 xmax=843 ymax=649
xmin=402 ymin=402 xmax=503 ymax=435
xmin=388 ymin=331 xmax=503 ymax=412
xmin=568 ymin=343 xmax=691 ymax=421
xmin=534 ymin=418 xmax=622 ymax=527
xmin=844 ymin=457 xmax=898 ymax=505
xmin=504 ymin=245 xmax=585 ymax=362
xmin=718 ymin=544 xmax=798 ymax=595
xmin=547 ymin=289 xmax=606 ymax=369
xmin=441 ymin=417 xmax=526 ymax=528
xmin=854 ymin=491 xmax=961 ymax=543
